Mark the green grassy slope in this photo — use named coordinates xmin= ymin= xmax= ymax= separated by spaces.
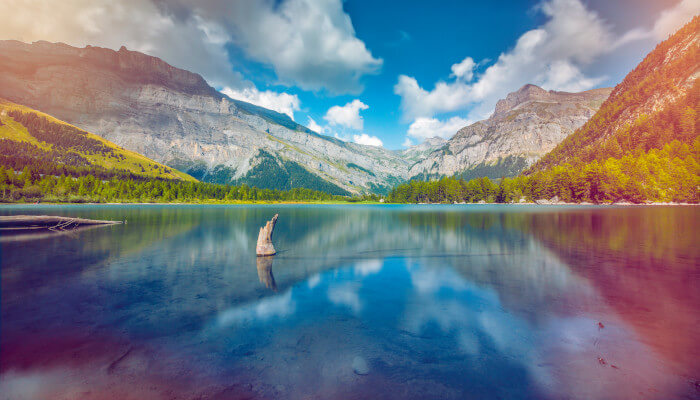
xmin=528 ymin=16 xmax=699 ymax=172
xmin=0 ymin=99 xmax=195 ymax=181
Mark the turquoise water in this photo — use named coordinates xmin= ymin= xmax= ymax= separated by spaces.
xmin=1 ymin=204 xmax=698 ymax=399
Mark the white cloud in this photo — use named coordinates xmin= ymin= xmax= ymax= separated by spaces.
xmin=195 ymin=0 xmax=383 ymax=93
xmin=394 ymin=75 xmax=472 ymax=122
xmin=407 ymin=117 xmax=471 ymax=141
xmin=395 ymin=0 xmax=619 ymax=122
xmin=653 ymin=0 xmax=700 ymax=40
xmin=451 ymin=57 xmax=476 ymax=81
xmin=402 ymin=137 xmax=414 ymax=147
xmin=0 ymin=0 xmax=242 ymax=88
xmin=217 ymin=290 xmax=295 ymax=326
xmin=306 ymin=117 xmax=325 ymax=133
xmin=324 ymin=99 xmax=369 ymax=130
xmin=327 ymin=283 xmax=361 ymax=313
xmin=221 ymin=86 xmax=300 ymax=120
xmin=2 ymin=0 xmax=381 ymax=94
xmin=354 ymin=259 xmax=383 ymax=276
xmin=352 ymin=133 xmax=383 ymax=147
xmin=334 ymin=132 xmax=350 ymax=141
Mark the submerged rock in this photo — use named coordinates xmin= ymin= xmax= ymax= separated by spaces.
xmin=352 ymin=356 xmax=369 ymax=375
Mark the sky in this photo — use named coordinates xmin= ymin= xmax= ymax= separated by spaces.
xmin=2 ymin=0 xmax=698 ymax=149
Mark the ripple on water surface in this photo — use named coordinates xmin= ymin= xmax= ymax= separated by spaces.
xmin=0 ymin=204 xmax=698 ymax=399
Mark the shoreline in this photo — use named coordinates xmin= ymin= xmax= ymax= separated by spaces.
xmin=0 ymin=201 xmax=696 ymax=206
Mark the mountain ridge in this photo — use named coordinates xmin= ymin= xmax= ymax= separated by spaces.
xmin=408 ymin=84 xmax=612 ymax=180
xmin=528 ymin=15 xmax=699 ymax=172
xmin=0 ymin=98 xmax=195 ymax=182
xmin=0 ymin=40 xmax=621 ymax=193
xmin=0 ymin=40 xmax=408 ymax=194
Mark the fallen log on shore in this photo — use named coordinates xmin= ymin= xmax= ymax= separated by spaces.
xmin=0 ymin=215 xmax=122 ymax=232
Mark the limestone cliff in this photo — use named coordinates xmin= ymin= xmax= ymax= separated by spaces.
xmin=408 ymin=85 xmax=612 ymax=179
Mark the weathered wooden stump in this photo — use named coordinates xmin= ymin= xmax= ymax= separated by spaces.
xmin=256 ymin=214 xmax=278 ymax=256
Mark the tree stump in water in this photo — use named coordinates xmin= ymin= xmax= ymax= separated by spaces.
xmin=256 ymin=214 xmax=278 ymax=256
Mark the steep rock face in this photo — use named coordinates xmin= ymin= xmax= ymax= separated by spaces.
xmin=401 ymin=136 xmax=447 ymax=163
xmin=409 ymin=85 xmax=612 ymax=179
xmin=0 ymin=40 xmax=409 ymax=194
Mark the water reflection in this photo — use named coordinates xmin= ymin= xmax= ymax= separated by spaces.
xmin=256 ymin=256 xmax=277 ymax=291
xmin=0 ymin=205 xmax=697 ymax=399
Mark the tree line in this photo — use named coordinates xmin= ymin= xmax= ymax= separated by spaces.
xmin=0 ymin=165 xmax=372 ymax=203
xmin=387 ymin=139 xmax=699 ymax=204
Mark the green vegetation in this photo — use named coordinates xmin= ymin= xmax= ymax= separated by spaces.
xmin=455 ymin=155 xmax=530 ymax=180
xmin=530 ymin=17 xmax=699 ymax=171
xmin=389 ymin=17 xmax=699 ymax=205
xmin=0 ymin=100 xmax=363 ymax=204
xmin=388 ymin=139 xmax=699 ymax=204
xmin=347 ymin=162 xmax=375 ymax=176
xmin=0 ymin=165 xmax=351 ymax=203
xmin=0 ymin=99 xmax=194 ymax=181
xmin=234 ymin=150 xmax=350 ymax=195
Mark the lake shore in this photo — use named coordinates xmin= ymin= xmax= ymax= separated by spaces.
xmin=0 ymin=200 xmax=696 ymax=206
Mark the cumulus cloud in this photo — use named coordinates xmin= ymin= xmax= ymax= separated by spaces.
xmin=394 ymin=0 xmax=625 ymax=123
xmin=394 ymin=75 xmax=472 ymax=122
xmin=315 ymin=100 xmax=381 ymax=146
xmin=324 ymin=99 xmax=369 ymax=130
xmin=3 ymin=0 xmax=381 ymax=94
xmin=158 ymin=0 xmax=383 ymax=93
xmin=407 ymin=117 xmax=471 ymax=141
xmin=306 ymin=117 xmax=325 ymax=133
xmin=221 ymin=86 xmax=300 ymax=120
xmin=652 ymin=0 xmax=700 ymax=40
xmin=396 ymin=0 xmax=698 ymax=129
xmin=352 ymin=133 xmax=383 ymax=147
xmin=451 ymin=57 xmax=476 ymax=81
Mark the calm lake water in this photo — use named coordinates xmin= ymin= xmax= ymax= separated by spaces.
xmin=0 ymin=204 xmax=698 ymax=400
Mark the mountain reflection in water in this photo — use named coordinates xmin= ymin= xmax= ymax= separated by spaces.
xmin=0 ymin=205 xmax=697 ymax=400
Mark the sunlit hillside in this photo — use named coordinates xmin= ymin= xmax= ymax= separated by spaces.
xmin=0 ymin=99 xmax=195 ymax=181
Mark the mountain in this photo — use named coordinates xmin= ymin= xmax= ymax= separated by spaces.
xmin=0 ymin=40 xmax=409 ymax=195
xmin=528 ymin=16 xmax=699 ymax=172
xmin=388 ymin=17 xmax=699 ymax=205
xmin=401 ymin=136 xmax=447 ymax=163
xmin=0 ymin=98 xmax=194 ymax=181
xmin=408 ymin=85 xmax=612 ymax=180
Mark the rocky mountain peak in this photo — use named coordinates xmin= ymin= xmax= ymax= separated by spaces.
xmin=424 ymin=136 xmax=448 ymax=146
xmin=408 ymin=83 xmax=612 ymax=180
xmin=493 ymin=84 xmax=549 ymax=117
xmin=1 ymin=40 xmax=218 ymax=97
xmin=0 ymin=40 xmax=411 ymax=194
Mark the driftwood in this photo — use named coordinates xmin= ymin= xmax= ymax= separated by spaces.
xmin=0 ymin=215 xmax=122 ymax=242
xmin=0 ymin=215 xmax=122 ymax=231
xmin=256 ymin=214 xmax=278 ymax=256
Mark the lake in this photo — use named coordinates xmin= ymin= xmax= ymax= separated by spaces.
xmin=0 ymin=204 xmax=698 ymax=399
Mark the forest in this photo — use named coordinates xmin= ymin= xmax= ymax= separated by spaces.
xmin=387 ymin=21 xmax=699 ymax=205
xmin=387 ymin=139 xmax=699 ymax=204
xmin=0 ymin=164 xmax=376 ymax=203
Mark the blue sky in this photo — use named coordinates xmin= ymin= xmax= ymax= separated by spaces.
xmin=4 ymin=0 xmax=698 ymax=149
xmin=216 ymin=0 xmax=694 ymax=148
